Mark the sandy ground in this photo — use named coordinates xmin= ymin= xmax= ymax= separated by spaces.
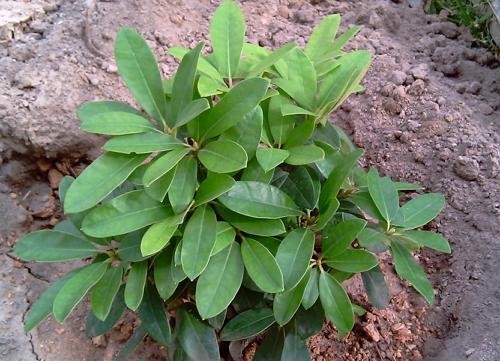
xmin=0 ymin=0 xmax=498 ymax=360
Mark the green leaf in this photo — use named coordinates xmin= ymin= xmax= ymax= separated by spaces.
xmin=398 ymin=193 xmax=445 ymax=229
xmin=401 ymin=230 xmax=451 ymax=253
xmin=276 ymin=229 xmax=315 ymax=290
xmin=390 ymin=241 xmax=435 ymax=303
xmin=181 ymin=205 xmax=217 ymax=280
xmin=64 ymin=153 xmax=147 ymax=214
xmin=176 ymin=99 xmax=211 ymax=128
xmin=198 ymin=140 xmax=248 ymax=173
xmin=326 ymin=249 xmax=378 ymax=273
xmin=209 ymin=0 xmax=245 ymax=79
xmin=274 ymin=48 xmax=317 ymax=110
xmin=24 ymin=271 xmax=77 ymax=332
xmin=196 ymin=242 xmax=244 ymax=319
xmin=283 ymin=118 xmax=316 ymax=149
xmin=76 ymin=101 xmax=140 ymax=122
xmin=197 ymin=74 xmax=228 ymax=96
xmin=281 ymin=333 xmax=310 ymax=361
xmin=394 ymin=181 xmax=424 ymax=191
xmin=139 ymin=283 xmax=171 ymax=346
xmin=115 ymin=28 xmax=166 ymax=123
xmin=292 ymin=302 xmax=324 ymax=339
xmin=144 ymin=167 xmax=176 ymax=202
xmin=217 ymin=207 xmax=286 ymax=236
xmin=194 ymin=173 xmax=235 ymax=207
xmin=256 ymin=148 xmax=290 ymax=173
xmin=247 ymin=42 xmax=297 ymax=78
xmin=268 ymin=95 xmax=294 ymax=146
xmin=154 ymin=246 xmax=179 ymax=300
xmin=284 ymin=144 xmax=325 ymax=165
xmin=15 ymin=230 xmax=97 ymax=262
xmin=281 ymin=167 xmax=320 ymax=210
xmin=208 ymin=309 xmax=227 ymax=331
xmin=221 ymin=106 xmax=263 ymax=160
xmin=361 ymin=266 xmax=390 ymax=309
xmin=177 ymin=307 xmax=220 ymax=361
xmin=357 ymin=227 xmax=389 ymax=253
xmin=218 ymin=181 xmax=301 ymax=219
xmin=80 ymin=111 xmax=156 ymax=135
xmin=103 ymin=132 xmax=184 ymax=154
xmin=169 ymin=47 xmax=225 ymax=84
xmin=86 ymin=286 xmax=126 ymax=337
xmin=349 ymin=191 xmax=385 ymax=222
xmin=91 ymin=266 xmax=123 ymax=321
xmin=212 ymin=222 xmax=236 ymax=255
xmin=318 ymin=270 xmax=354 ymax=337
xmin=322 ymin=218 xmax=367 ymax=259
xmin=305 ymin=14 xmax=341 ymax=63
xmin=124 ymin=261 xmax=148 ymax=311
xmin=143 ymin=147 xmax=191 ymax=186
xmin=241 ymin=238 xmax=284 ymax=293
xmin=81 ymin=190 xmax=170 ymax=237
xmin=53 ymin=262 xmax=108 ymax=323
xmin=198 ymin=78 xmax=269 ymax=140
xmin=367 ymin=168 xmax=399 ymax=224
xmin=168 ymin=157 xmax=198 ymax=214
xmin=171 ymin=42 xmax=204 ymax=127
xmin=140 ymin=221 xmax=178 ymax=257
xmin=117 ymin=230 xmax=148 ymax=262
xmin=254 ymin=326 xmax=285 ymax=361
xmin=220 ymin=308 xmax=275 ymax=341
xmin=312 ymin=197 xmax=340 ymax=231
xmin=273 ymin=272 xmax=309 ymax=326
xmin=302 ymin=268 xmax=320 ymax=310
xmin=281 ymin=103 xmax=317 ymax=117
xmin=319 ymin=149 xmax=363 ymax=210
xmin=114 ymin=326 xmax=147 ymax=361
xmin=241 ymin=157 xmax=275 ymax=183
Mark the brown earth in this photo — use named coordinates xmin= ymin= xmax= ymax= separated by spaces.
xmin=0 ymin=0 xmax=498 ymax=360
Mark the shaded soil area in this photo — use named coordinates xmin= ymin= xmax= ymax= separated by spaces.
xmin=0 ymin=0 xmax=498 ymax=360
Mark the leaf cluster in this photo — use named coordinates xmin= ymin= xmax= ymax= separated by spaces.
xmin=15 ymin=1 xmax=451 ymax=359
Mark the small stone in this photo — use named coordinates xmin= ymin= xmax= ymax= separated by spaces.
xmin=465 ymin=81 xmax=481 ymax=95
xmin=363 ymin=323 xmax=381 ymax=342
xmin=9 ymin=45 xmax=35 ymax=62
xmin=36 ymin=158 xmax=52 ymax=172
xmin=465 ymin=348 xmax=475 ymax=357
xmin=278 ymin=6 xmax=289 ymax=19
xmin=407 ymin=79 xmax=426 ymax=96
xmin=48 ymin=169 xmax=63 ymax=189
xmin=105 ymin=63 xmax=118 ymax=74
xmin=410 ymin=63 xmax=430 ymax=81
xmin=478 ymin=103 xmax=494 ymax=116
xmin=29 ymin=20 xmax=49 ymax=34
xmin=86 ymin=73 xmax=100 ymax=86
xmin=293 ymin=10 xmax=315 ymax=24
xmin=392 ymin=85 xmax=406 ymax=100
xmin=454 ymin=156 xmax=480 ymax=181
xmin=14 ymin=73 xmax=35 ymax=89
xmin=383 ymin=98 xmax=403 ymax=115
xmin=390 ymin=70 xmax=407 ymax=85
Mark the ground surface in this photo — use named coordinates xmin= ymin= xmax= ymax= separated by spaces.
xmin=0 ymin=0 xmax=498 ymax=360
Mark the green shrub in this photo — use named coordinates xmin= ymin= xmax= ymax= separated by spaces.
xmin=15 ymin=1 xmax=450 ymax=359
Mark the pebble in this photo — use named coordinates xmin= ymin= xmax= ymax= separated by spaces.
xmin=14 ymin=73 xmax=35 ymax=89
xmin=36 ymin=158 xmax=52 ymax=172
xmin=410 ymin=63 xmax=430 ymax=81
xmin=407 ymin=79 xmax=426 ymax=96
xmin=363 ymin=323 xmax=381 ymax=342
xmin=454 ymin=156 xmax=480 ymax=181
xmin=293 ymin=9 xmax=315 ymax=24
xmin=390 ymin=70 xmax=407 ymax=86
xmin=278 ymin=6 xmax=289 ymax=19
xmin=465 ymin=81 xmax=481 ymax=95
xmin=86 ymin=74 xmax=100 ymax=86
xmin=48 ymin=169 xmax=63 ymax=189
xmin=478 ymin=103 xmax=494 ymax=116
xmin=9 ymin=45 xmax=35 ymax=62
xmin=465 ymin=348 xmax=475 ymax=357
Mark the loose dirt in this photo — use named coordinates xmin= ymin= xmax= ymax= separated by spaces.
xmin=0 ymin=1 xmax=498 ymax=360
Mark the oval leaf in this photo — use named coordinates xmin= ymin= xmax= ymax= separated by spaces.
xmin=139 ymin=283 xmax=171 ymax=346
xmin=220 ymin=308 xmax=275 ymax=341
xmin=325 ymin=249 xmax=378 ymax=273
xmin=256 ymin=147 xmax=290 ymax=173
xmin=321 ymin=218 xmax=367 ymax=259
xmin=140 ymin=221 xmax=178 ymax=257
xmin=104 ymin=132 xmax=184 ymax=154
xmin=198 ymin=140 xmax=248 ymax=173
xmin=143 ymin=147 xmax=191 ymax=186
xmin=168 ymin=157 xmax=198 ymax=214
xmin=273 ymin=272 xmax=309 ymax=326
xmin=284 ymin=144 xmax=325 ymax=166
xmin=194 ymin=173 xmax=235 ymax=207
xmin=91 ymin=266 xmax=123 ymax=321
xmin=80 ymin=112 xmax=156 ymax=135
xmin=399 ymin=193 xmax=445 ymax=230
xmin=124 ymin=261 xmax=148 ymax=311
xmin=367 ymin=168 xmax=399 ymax=224
xmin=361 ymin=266 xmax=390 ymax=309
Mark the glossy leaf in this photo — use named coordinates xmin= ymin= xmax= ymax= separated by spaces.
xmin=103 ymin=132 xmax=184 ymax=154
xmin=302 ymin=268 xmax=320 ymax=310
xmin=281 ymin=167 xmax=320 ymax=210
xmin=390 ymin=241 xmax=435 ymax=303
xmin=253 ymin=326 xmax=285 ymax=361
xmin=181 ymin=205 xmax=217 ymax=280
xmin=322 ymin=218 xmax=367 ymax=259
xmin=143 ymin=167 xmax=176 ymax=202
xmin=312 ymin=197 xmax=340 ymax=231
xmin=198 ymin=140 xmax=248 ymax=173
xmin=140 ymin=221 xmax=178 ymax=256
xmin=326 ymin=249 xmax=378 ymax=273
xmin=15 ymin=230 xmax=97 ymax=262
xmin=115 ymin=28 xmax=166 ymax=123
xmin=117 ymin=230 xmax=148 ymax=262
xmin=76 ymin=101 xmax=140 ymax=122
xmin=209 ymin=0 xmax=245 ymax=79
xmin=241 ymin=238 xmax=284 ymax=293
xmin=318 ymin=271 xmax=354 ymax=336
xmin=284 ymin=144 xmax=325 ymax=166
xmin=218 ymin=181 xmax=301 ymax=219
xmin=361 ymin=266 xmax=390 ymax=309
xmin=273 ymin=272 xmax=309 ymax=326
xmin=268 ymin=95 xmax=294 ymax=146
xmin=176 ymin=98 xmax=211 ymax=128
xmin=217 ymin=207 xmax=286 ymax=236
xmin=64 ymin=153 xmax=147 ymax=214
xmin=198 ymin=78 xmax=269 ymax=140
xmin=256 ymin=147 xmax=290 ymax=173
xmin=247 ymin=42 xmax=297 ymax=78
xmin=177 ymin=307 xmax=220 ymax=361
xmin=53 ymin=262 xmax=108 ymax=323
xmin=281 ymin=333 xmax=310 ymax=361
xmin=154 ymin=246 xmax=179 ymax=300
xmin=124 ymin=261 xmax=148 ymax=311
xmin=401 ymin=230 xmax=451 ymax=253
xmin=399 ymin=193 xmax=445 ymax=229
xmin=221 ymin=106 xmax=263 ymax=160
xmin=220 ymin=308 xmax=275 ymax=341
xmin=305 ymin=14 xmax=341 ymax=63
xmin=212 ymin=222 xmax=236 ymax=255
xmin=169 ymin=47 xmax=225 ymax=84
xmin=139 ymin=283 xmax=171 ymax=346
xmin=276 ymin=229 xmax=315 ymax=290
xmin=80 ymin=112 xmax=156 ymax=135
xmin=194 ymin=173 xmax=235 ymax=206
xmin=91 ymin=266 xmax=123 ymax=321
xmin=196 ymin=242 xmax=244 ymax=319
xmin=168 ymin=157 xmax=198 ymax=214
xmin=81 ymin=190 xmax=170 ymax=237
xmin=143 ymin=147 xmax=191 ymax=186
xmin=283 ymin=118 xmax=316 ymax=149
xmin=241 ymin=157 xmax=275 ymax=183
xmin=86 ymin=286 xmax=126 ymax=337
xmin=367 ymin=168 xmax=399 ymax=224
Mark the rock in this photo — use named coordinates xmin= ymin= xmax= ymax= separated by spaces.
xmin=29 ymin=19 xmax=49 ymax=34
xmin=36 ymin=158 xmax=52 ymax=172
xmin=8 ymin=44 xmax=35 ymax=62
xmin=465 ymin=348 xmax=475 ymax=357
xmin=293 ymin=9 xmax=315 ymax=24
xmin=86 ymin=73 xmax=100 ymax=86
xmin=278 ymin=6 xmax=289 ymax=19
xmin=48 ymin=169 xmax=63 ymax=189
xmin=383 ymin=98 xmax=403 ymax=115
xmin=390 ymin=70 xmax=406 ymax=86
xmin=13 ymin=72 xmax=35 ymax=89
xmin=410 ymin=64 xmax=430 ymax=81
xmin=407 ymin=79 xmax=426 ymax=96
xmin=363 ymin=323 xmax=381 ymax=342
xmin=478 ymin=103 xmax=494 ymax=116
xmin=0 ymin=193 xmax=29 ymax=238
xmin=392 ymin=85 xmax=406 ymax=100
xmin=454 ymin=156 xmax=480 ymax=181
xmin=465 ymin=81 xmax=481 ymax=95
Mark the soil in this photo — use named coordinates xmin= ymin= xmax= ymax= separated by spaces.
xmin=0 ymin=0 xmax=498 ymax=360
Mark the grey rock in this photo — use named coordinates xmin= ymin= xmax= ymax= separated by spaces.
xmin=407 ymin=79 xmax=426 ymax=96
xmin=390 ymin=70 xmax=407 ymax=86
xmin=454 ymin=156 xmax=481 ymax=181
xmin=8 ymin=44 xmax=35 ymax=62
xmin=465 ymin=81 xmax=481 ymax=95
xmin=410 ymin=63 xmax=430 ymax=81
xmin=293 ymin=10 xmax=315 ymax=24
xmin=479 ymin=103 xmax=494 ymax=116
